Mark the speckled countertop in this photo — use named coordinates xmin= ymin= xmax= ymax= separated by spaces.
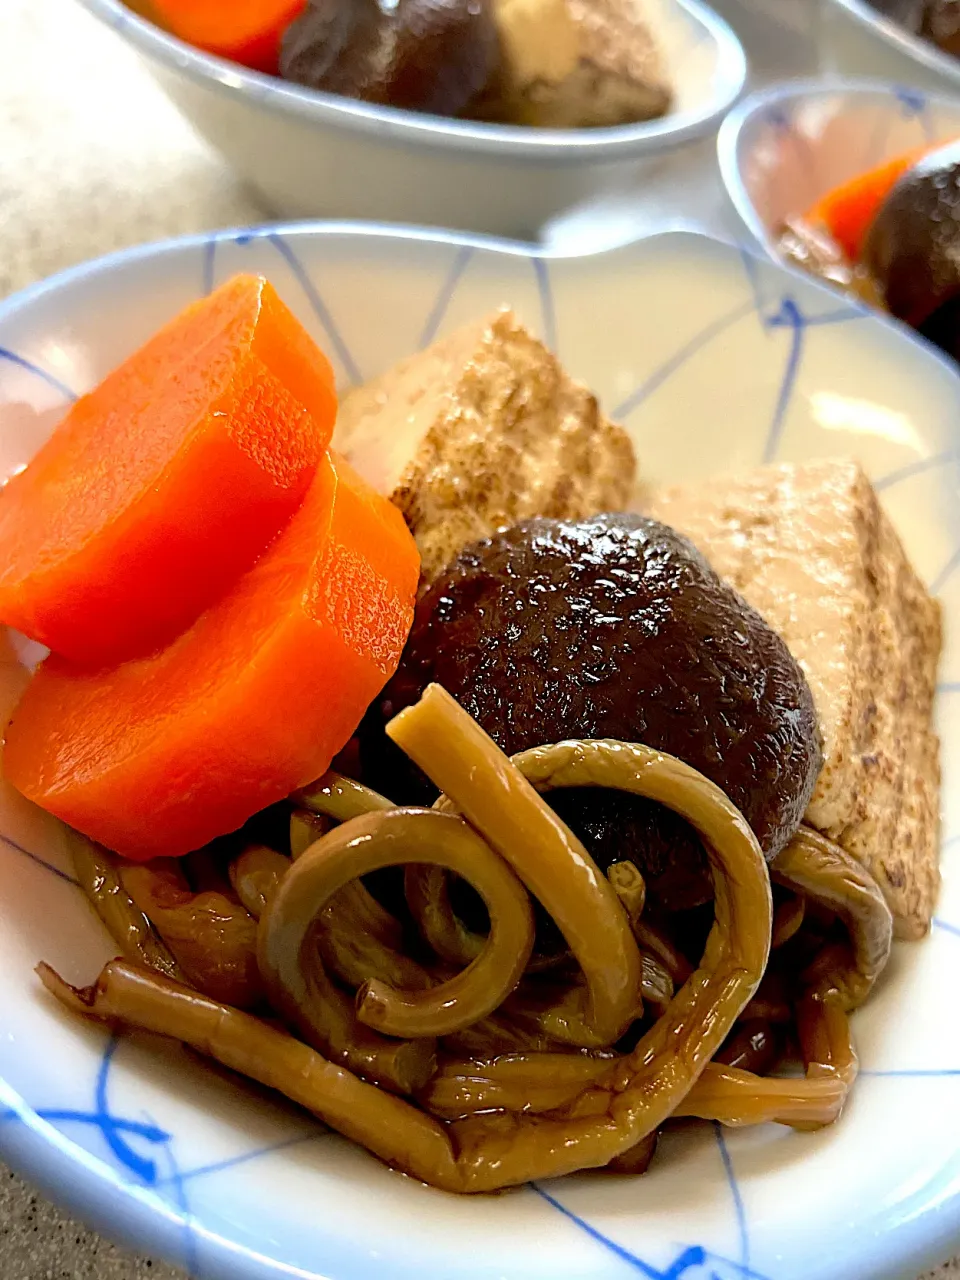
xmin=0 ymin=1 xmax=959 ymax=1278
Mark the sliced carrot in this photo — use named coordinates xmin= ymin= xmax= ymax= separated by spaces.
xmin=0 ymin=275 xmax=336 ymax=666
xmin=3 ymin=452 xmax=420 ymax=862
xmin=149 ymin=0 xmax=306 ymax=75
xmin=804 ymin=140 xmax=950 ymax=263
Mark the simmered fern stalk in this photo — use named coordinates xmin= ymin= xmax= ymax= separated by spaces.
xmin=4 ymin=289 xmax=938 ymax=1191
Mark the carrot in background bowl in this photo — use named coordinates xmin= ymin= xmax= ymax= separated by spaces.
xmin=147 ymin=0 xmax=307 ymax=75
xmin=803 ymin=140 xmax=949 ymax=263
xmin=0 ymin=274 xmax=336 ymax=666
xmin=3 ymin=452 xmax=419 ymax=862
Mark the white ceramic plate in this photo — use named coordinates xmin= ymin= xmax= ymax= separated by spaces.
xmin=2 ymin=225 xmax=960 ymax=1280
xmin=717 ymin=77 xmax=960 ymax=258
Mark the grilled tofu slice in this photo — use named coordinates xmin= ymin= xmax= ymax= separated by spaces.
xmin=333 ymin=309 xmax=636 ymax=582
xmin=648 ymin=459 xmax=941 ymax=939
xmin=482 ymin=0 xmax=673 ymax=130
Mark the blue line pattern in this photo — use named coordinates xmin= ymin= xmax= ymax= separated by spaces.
xmin=263 ymin=233 xmax=363 ymax=386
xmin=874 ymin=449 xmax=960 ymax=492
xmin=1 ymin=1038 xmax=171 ymax=1187
xmin=94 ymin=1036 xmax=162 ymax=1183
xmin=0 ymin=347 xmax=77 ymax=402
xmin=419 ymin=247 xmax=473 ymax=349
xmin=0 ymin=1105 xmax=169 ymax=1146
xmin=714 ymin=1124 xmax=749 ymax=1275
xmin=219 ymin=226 xmax=365 ymax=385
xmin=613 ymin=298 xmax=757 ymax=421
xmin=762 ymin=106 xmax=792 ymax=136
xmin=0 ymin=1026 xmax=326 ymax=1279
xmin=153 ymin=1133 xmax=319 ymax=1189
xmin=0 ymin=832 xmax=80 ymax=887
xmin=929 ymin=543 xmax=960 ymax=595
xmin=160 ymin=1143 xmax=199 ymax=1279
xmin=532 ymin=1183 xmax=770 ymax=1280
xmin=894 ymin=85 xmax=929 ymax=121
xmin=532 ymin=257 xmax=557 ymax=354
xmin=612 ymin=244 xmax=866 ymax=446
xmin=896 ymin=84 xmax=931 ymax=139
xmin=760 ymin=297 xmax=868 ymax=464
xmin=762 ymin=298 xmax=804 ymax=464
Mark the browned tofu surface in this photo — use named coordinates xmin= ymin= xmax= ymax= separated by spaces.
xmin=334 ymin=309 xmax=636 ymax=581
xmin=648 ymin=459 xmax=942 ymax=939
xmin=485 ymin=0 xmax=673 ymax=129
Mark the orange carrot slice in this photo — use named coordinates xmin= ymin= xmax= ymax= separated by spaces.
xmin=3 ymin=452 xmax=420 ymax=862
xmin=803 ymin=140 xmax=950 ymax=263
xmin=149 ymin=0 xmax=306 ymax=74
xmin=0 ymin=275 xmax=336 ymax=666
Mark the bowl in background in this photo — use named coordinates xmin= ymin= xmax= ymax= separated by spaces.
xmin=74 ymin=0 xmax=745 ymax=240
xmin=717 ymin=76 xmax=960 ymax=253
xmin=2 ymin=222 xmax=960 ymax=1280
xmin=821 ymin=0 xmax=960 ymax=95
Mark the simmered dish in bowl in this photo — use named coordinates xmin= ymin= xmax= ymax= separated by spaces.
xmin=127 ymin=0 xmax=673 ymax=129
xmin=776 ymin=136 xmax=960 ymax=364
xmin=0 ymin=274 xmax=941 ymax=1191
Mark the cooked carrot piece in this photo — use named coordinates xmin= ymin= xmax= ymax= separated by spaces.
xmin=0 ymin=275 xmax=336 ymax=665
xmin=149 ymin=0 xmax=306 ymax=74
xmin=3 ymin=452 xmax=420 ymax=862
xmin=804 ymin=141 xmax=948 ymax=263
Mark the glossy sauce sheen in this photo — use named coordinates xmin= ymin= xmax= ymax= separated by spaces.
xmin=362 ymin=515 xmax=822 ymax=909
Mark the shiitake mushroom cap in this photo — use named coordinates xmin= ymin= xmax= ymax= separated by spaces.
xmin=279 ymin=0 xmax=499 ymax=117
xmin=863 ymin=138 xmax=960 ymax=353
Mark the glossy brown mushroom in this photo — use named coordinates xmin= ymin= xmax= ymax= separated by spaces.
xmin=863 ymin=139 xmax=960 ymax=357
xmin=279 ymin=0 xmax=499 ymax=117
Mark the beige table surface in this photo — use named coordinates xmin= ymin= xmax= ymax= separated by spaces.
xmin=0 ymin=1 xmax=959 ymax=1277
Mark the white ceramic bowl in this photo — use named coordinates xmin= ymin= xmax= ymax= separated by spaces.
xmin=3 ymin=222 xmax=960 ymax=1280
xmin=73 ymin=0 xmax=746 ymax=240
xmin=718 ymin=77 xmax=960 ymax=256
xmin=821 ymin=0 xmax=960 ymax=95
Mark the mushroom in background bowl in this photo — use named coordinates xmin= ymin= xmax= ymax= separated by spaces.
xmin=73 ymin=0 xmax=745 ymax=238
